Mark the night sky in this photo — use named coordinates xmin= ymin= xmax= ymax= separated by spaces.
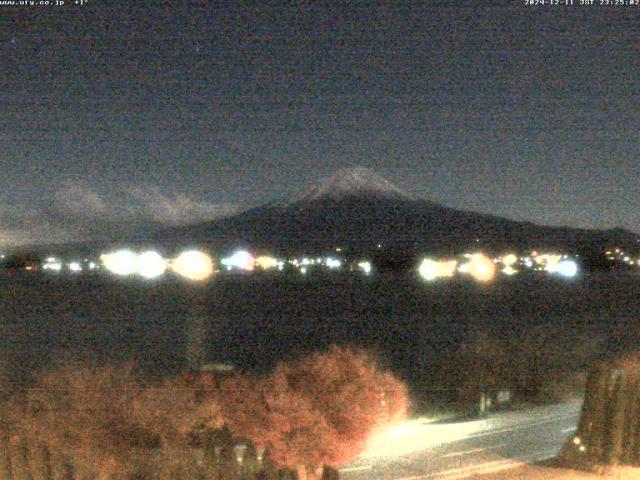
xmin=1 ymin=2 xmax=638 ymax=247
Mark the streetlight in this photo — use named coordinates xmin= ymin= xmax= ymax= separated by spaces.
xmin=135 ymin=250 xmax=167 ymax=279
xmin=100 ymin=249 xmax=138 ymax=276
xmin=171 ymin=250 xmax=214 ymax=281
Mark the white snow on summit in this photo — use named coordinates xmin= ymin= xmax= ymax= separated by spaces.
xmin=287 ymin=167 xmax=412 ymax=204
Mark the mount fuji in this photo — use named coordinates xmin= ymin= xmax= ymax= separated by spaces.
xmin=283 ymin=167 xmax=412 ymax=204
xmin=157 ymin=168 xmax=639 ymax=262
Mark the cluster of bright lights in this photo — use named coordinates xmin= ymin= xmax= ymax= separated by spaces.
xmin=101 ymin=249 xmax=214 ymax=281
xmin=325 ymin=257 xmax=342 ymax=269
xmin=287 ymin=255 xmax=347 ymax=274
xmin=501 ymin=253 xmax=518 ymax=267
xmin=255 ymin=255 xmax=279 ymax=270
xmin=520 ymin=252 xmax=579 ymax=277
xmin=68 ymin=261 xmax=82 ymax=273
xmin=458 ymin=254 xmax=496 ymax=282
xmin=416 ymin=250 xmax=581 ymax=283
xmin=418 ymin=258 xmax=457 ymax=281
xmin=493 ymin=251 xmax=581 ymax=278
xmin=605 ymin=247 xmax=638 ymax=266
xmin=42 ymin=256 xmax=99 ymax=274
xmin=43 ymin=256 xmax=63 ymax=272
xmin=534 ymin=253 xmax=562 ymax=273
xmin=221 ymin=250 xmax=254 ymax=271
xmin=497 ymin=253 xmax=519 ymax=276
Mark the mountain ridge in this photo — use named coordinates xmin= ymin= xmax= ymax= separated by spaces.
xmin=152 ymin=169 xmax=639 ymax=260
xmin=14 ymin=169 xmax=639 ymax=263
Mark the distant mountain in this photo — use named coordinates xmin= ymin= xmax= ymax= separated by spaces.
xmin=156 ymin=168 xmax=640 ymax=261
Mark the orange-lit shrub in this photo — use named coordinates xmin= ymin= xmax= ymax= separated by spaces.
xmin=10 ymin=362 xmax=223 ymax=479
xmin=223 ymin=345 xmax=409 ymax=477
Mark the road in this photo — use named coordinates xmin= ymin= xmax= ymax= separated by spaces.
xmin=341 ymin=401 xmax=582 ymax=480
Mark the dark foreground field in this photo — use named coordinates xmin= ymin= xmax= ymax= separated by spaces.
xmin=0 ymin=270 xmax=637 ymax=399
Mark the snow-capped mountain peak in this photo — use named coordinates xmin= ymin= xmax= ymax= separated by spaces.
xmin=287 ymin=167 xmax=412 ymax=204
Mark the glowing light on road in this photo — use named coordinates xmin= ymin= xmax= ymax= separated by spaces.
xmin=171 ymin=250 xmax=214 ymax=281
xmin=135 ymin=250 xmax=166 ymax=279
xmin=556 ymin=259 xmax=578 ymax=278
xmin=363 ymin=417 xmax=491 ymax=458
xmin=221 ymin=250 xmax=254 ymax=271
xmin=101 ymin=250 xmax=138 ymax=276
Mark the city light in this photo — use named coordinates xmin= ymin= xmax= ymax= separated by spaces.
xmin=68 ymin=262 xmax=82 ymax=272
xmin=459 ymin=254 xmax=495 ymax=282
xmin=101 ymin=250 xmax=138 ymax=276
xmin=502 ymin=266 xmax=518 ymax=276
xmin=43 ymin=260 xmax=62 ymax=272
xmin=556 ymin=259 xmax=578 ymax=278
xmin=539 ymin=254 xmax=562 ymax=273
xmin=171 ymin=250 xmax=214 ymax=281
xmin=326 ymin=257 xmax=342 ymax=269
xmin=255 ymin=255 xmax=278 ymax=270
xmin=358 ymin=261 xmax=372 ymax=275
xmin=418 ymin=258 xmax=457 ymax=281
xmin=418 ymin=259 xmax=439 ymax=281
xmin=135 ymin=250 xmax=167 ymax=279
xmin=221 ymin=250 xmax=254 ymax=271
xmin=501 ymin=253 xmax=518 ymax=266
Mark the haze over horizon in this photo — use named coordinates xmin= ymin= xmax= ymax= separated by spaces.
xmin=1 ymin=3 xmax=638 ymax=246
